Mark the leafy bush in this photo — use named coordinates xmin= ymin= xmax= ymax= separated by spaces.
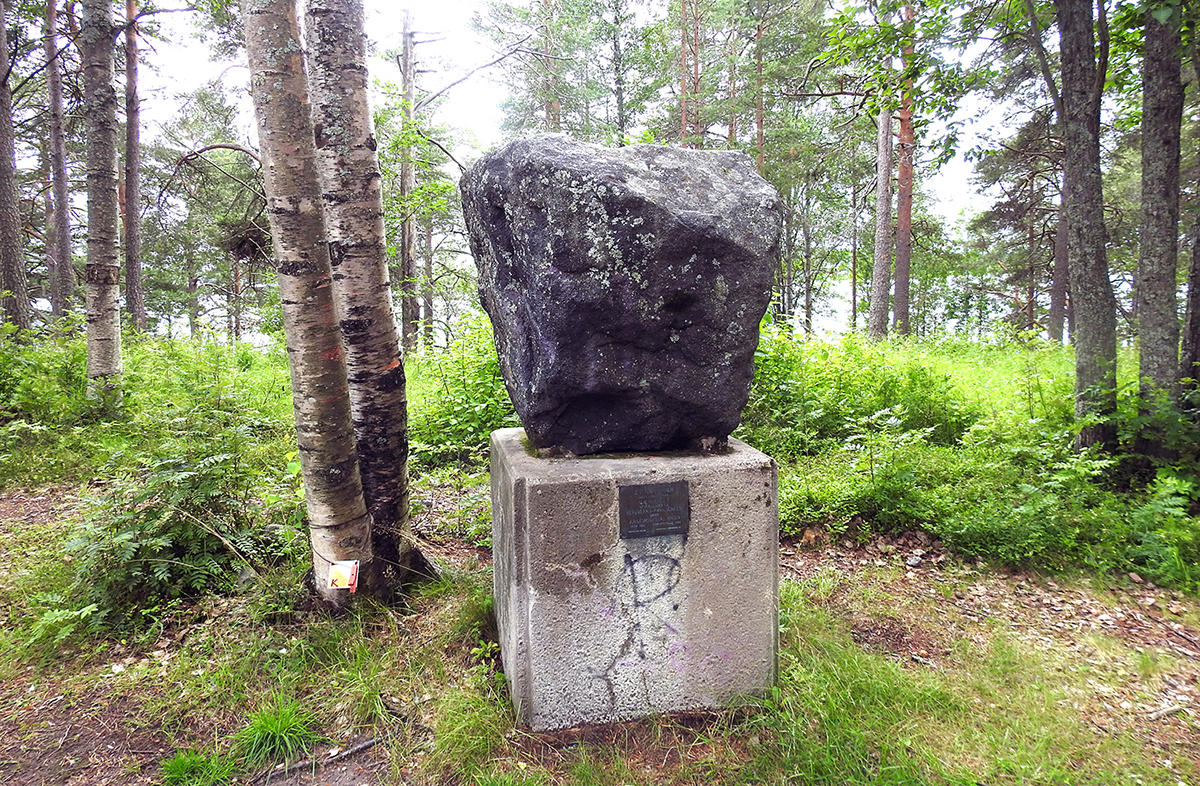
xmin=738 ymin=329 xmax=982 ymax=459
xmin=408 ymin=313 xmax=519 ymax=466
xmin=66 ymin=431 xmax=290 ymax=630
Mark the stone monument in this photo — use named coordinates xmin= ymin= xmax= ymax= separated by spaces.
xmin=461 ymin=134 xmax=782 ymax=731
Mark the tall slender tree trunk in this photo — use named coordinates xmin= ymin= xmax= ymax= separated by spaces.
xmin=47 ymin=0 xmax=73 ymax=318
xmin=892 ymin=4 xmax=915 ymax=336
xmin=123 ymin=0 xmax=145 ymax=331
xmin=1136 ymin=7 xmax=1183 ymax=399
xmin=1179 ymin=36 xmax=1200 ymax=387
xmin=755 ymin=21 xmax=764 ymax=173
xmin=1055 ymin=0 xmax=1117 ymax=450
xmin=868 ymin=105 xmax=893 ymax=341
xmin=1049 ymin=205 xmax=1069 ymax=341
xmin=422 ymin=215 xmax=434 ymax=345
xmin=399 ymin=12 xmax=418 ymax=350
xmin=680 ymin=0 xmax=689 ymax=144
xmin=82 ymin=0 xmax=123 ymax=405
xmin=306 ymin=0 xmax=416 ymax=588
xmin=242 ymin=0 xmax=375 ymax=605
xmin=0 ymin=0 xmax=31 ymax=330
xmin=850 ymin=180 xmax=858 ymax=331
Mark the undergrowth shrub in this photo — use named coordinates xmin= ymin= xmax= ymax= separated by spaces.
xmin=408 ymin=313 xmax=518 ymax=466
xmin=67 ymin=445 xmax=293 ymax=630
xmin=738 ymin=329 xmax=982 ymax=459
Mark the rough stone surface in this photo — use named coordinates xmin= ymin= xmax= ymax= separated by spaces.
xmin=462 ymin=135 xmax=783 ymax=455
xmin=490 ymin=427 xmax=779 ymax=731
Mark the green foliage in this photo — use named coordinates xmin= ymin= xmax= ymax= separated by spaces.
xmin=739 ymin=328 xmax=981 ymax=459
xmin=65 ymin=447 xmax=284 ymax=630
xmin=21 ymin=596 xmax=99 ymax=653
xmin=160 ymin=750 xmax=237 ymax=786
xmin=408 ymin=313 xmax=519 ymax=466
xmin=234 ymin=695 xmax=324 ymax=767
xmin=1098 ymin=473 xmax=1200 ymax=592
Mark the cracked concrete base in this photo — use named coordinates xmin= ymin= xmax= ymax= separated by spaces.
xmin=490 ymin=427 xmax=779 ymax=731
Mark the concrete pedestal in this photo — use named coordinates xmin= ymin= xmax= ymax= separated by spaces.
xmin=490 ymin=428 xmax=779 ymax=731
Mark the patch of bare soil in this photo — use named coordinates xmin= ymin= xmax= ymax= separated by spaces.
xmin=785 ymin=526 xmax=1200 ymax=766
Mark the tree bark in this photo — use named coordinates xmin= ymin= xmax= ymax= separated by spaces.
xmin=305 ymin=0 xmax=414 ymax=589
xmin=242 ymin=0 xmax=375 ymax=605
xmin=46 ymin=0 xmax=74 ymax=318
xmin=399 ymin=12 xmax=418 ymax=350
xmin=1049 ymin=204 xmax=1069 ymax=341
xmin=123 ymin=0 xmax=146 ymax=331
xmin=868 ymin=106 xmax=893 ymax=341
xmin=1136 ymin=7 xmax=1182 ymax=399
xmin=892 ymin=4 xmax=915 ymax=336
xmin=422 ymin=214 xmax=434 ymax=345
xmin=1055 ymin=0 xmax=1117 ymax=450
xmin=0 ymin=0 xmax=31 ymax=330
xmin=850 ymin=180 xmax=858 ymax=331
xmin=82 ymin=0 xmax=123 ymax=405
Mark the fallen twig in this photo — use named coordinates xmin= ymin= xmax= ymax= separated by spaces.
xmin=1146 ymin=703 xmax=1188 ymax=721
xmin=250 ymin=737 xmax=379 ymax=785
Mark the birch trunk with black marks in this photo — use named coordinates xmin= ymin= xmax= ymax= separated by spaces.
xmin=82 ymin=0 xmax=123 ymax=404
xmin=305 ymin=0 xmax=414 ymax=588
xmin=242 ymin=0 xmax=375 ymax=604
xmin=0 ymin=0 xmax=31 ymax=330
xmin=46 ymin=0 xmax=74 ymax=317
xmin=868 ymin=106 xmax=893 ymax=341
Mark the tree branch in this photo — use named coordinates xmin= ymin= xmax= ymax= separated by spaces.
xmin=414 ymin=35 xmax=533 ymax=112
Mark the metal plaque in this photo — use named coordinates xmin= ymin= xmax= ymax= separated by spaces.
xmin=619 ymin=481 xmax=690 ymax=539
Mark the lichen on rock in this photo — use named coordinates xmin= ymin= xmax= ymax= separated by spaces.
xmin=461 ymin=134 xmax=783 ymax=455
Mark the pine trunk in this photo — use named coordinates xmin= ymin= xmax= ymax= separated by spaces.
xmin=868 ymin=106 xmax=893 ymax=341
xmin=0 ymin=0 xmax=31 ymax=330
xmin=1055 ymin=0 xmax=1118 ymax=450
xmin=1136 ymin=9 xmax=1182 ymax=399
xmin=123 ymin=0 xmax=145 ymax=331
xmin=892 ymin=5 xmax=915 ymax=336
xmin=242 ymin=0 xmax=375 ymax=605
xmin=305 ymin=0 xmax=414 ymax=588
xmin=46 ymin=0 xmax=74 ymax=318
xmin=1048 ymin=202 xmax=1069 ymax=342
xmin=82 ymin=0 xmax=123 ymax=405
xmin=399 ymin=13 xmax=418 ymax=350
xmin=422 ymin=215 xmax=434 ymax=345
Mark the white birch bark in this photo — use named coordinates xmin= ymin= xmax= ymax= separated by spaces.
xmin=81 ymin=0 xmax=123 ymax=403
xmin=304 ymin=0 xmax=413 ymax=588
xmin=242 ymin=0 xmax=374 ymax=604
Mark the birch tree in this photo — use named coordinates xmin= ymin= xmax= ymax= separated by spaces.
xmin=82 ymin=0 xmax=123 ymax=403
xmin=304 ymin=0 xmax=416 ymax=581
xmin=242 ymin=0 xmax=378 ymax=603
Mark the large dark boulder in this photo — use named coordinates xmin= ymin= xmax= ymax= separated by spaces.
xmin=461 ymin=134 xmax=783 ymax=455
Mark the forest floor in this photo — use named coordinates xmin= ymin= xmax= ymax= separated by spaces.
xmin=0 ymin=485 xmax=1198 ymax=785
